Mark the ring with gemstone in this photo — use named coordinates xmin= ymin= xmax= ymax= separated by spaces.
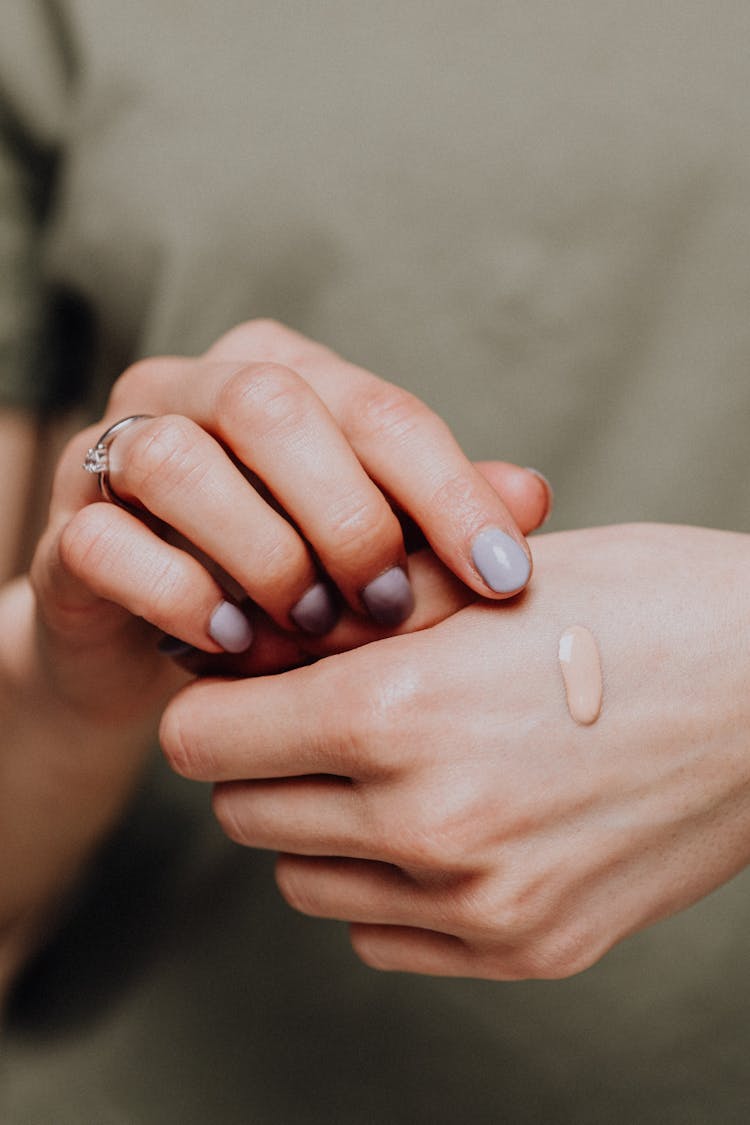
xmin=83 ymin=414 xmax=154 ymax=506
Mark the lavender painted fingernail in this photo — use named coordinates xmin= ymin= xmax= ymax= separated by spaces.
xmin=362 ymin=566 xmax=415 ymax=626
xmin=290 ymin=582 xmax=340 ymax=635
xmin=209 ymin=601 xmax=253 ymax=653
xmin=471 ymin=528 xmax=531 ymax=593
xmin=157 ymin=634 xmax=198 ymax=659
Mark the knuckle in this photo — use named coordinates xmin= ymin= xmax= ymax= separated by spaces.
xmin=250 ymin=533 xmax=310 ymax=593
xmin=514 ymin=925 xmax=596 ymax=981
xmin=58 ymin=504 xmax=116 ymax=580
xmin=449 ymin=879 xmax=506 ymax=937
xmin=217 ymin=362 xmax=308 ymax=437
xmin=383 ymin=779 xmax=483 ymax=872
xmin=211 ymin=319 xmax=292 ymax=361
xmin=233 ymin=317 xmax=286 ymax=346
xmin=211 ymin=783 xmax=252 ymax=846
xmin=274 ymin=858 xmax=320 ymax=917
xmin=159 ymin=694 xmax=215 ymax=781
xmin=428 ymin=471 xmax=486 ymax=527
xmin=126 ymin=415 xmax=206 ymax=499
xmin=341 ymin=658 xmax=419 ymax=778
xmin=351 ymin=382 xmax=431 ymax=446
xmin=107 ymin=356 xmax=176 ymax=411
xmin=492 ymin=894 xmax=540 ymax=944
xmin=348 ymin=925 xmax=395 ymax=972
xmin=142 ymin=554 xmax=192 ymax=617
xmin=241 ymin=316 xmax=286 ymax=342
xmin=465 ymin=867 xmax=597 ymax=980
xmin=481 ymin=867 xmax=553 ymax=944
xmin=395 ymin=813 xmax=470 ymax=872
xmin=323 ymin=493 xmax=400 ymax=566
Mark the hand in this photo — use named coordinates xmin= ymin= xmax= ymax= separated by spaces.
xmin=159 ymin=525 xmax=750 ymax=980
xmin=30 ymin=319 xmax=550 ymax=721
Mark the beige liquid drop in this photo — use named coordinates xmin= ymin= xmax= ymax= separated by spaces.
xmin=558 ymin=625 xmax=603 ymax=725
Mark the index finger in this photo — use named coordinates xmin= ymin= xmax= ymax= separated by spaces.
xmin=159 ymin=656 xmax=361 ymax=783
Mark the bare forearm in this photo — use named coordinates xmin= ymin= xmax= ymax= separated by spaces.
xmin=0 ymin=577 xmax=157 ymax=985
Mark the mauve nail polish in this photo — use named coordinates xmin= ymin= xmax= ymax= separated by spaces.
xmin=362 ymin=566 xmax=415 ymax=626
xmin=290 ymin=582 xmax=340 ymax=635
xmin=209 ymin=601 xmax=253 ymax=653
xmin=471 ymin=528 xmax=531 ymax=593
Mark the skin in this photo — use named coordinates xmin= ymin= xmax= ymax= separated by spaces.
xmin=0 ymin=409 xmax=39 ymax=583
xmin=159 ymin=525 xmax=750 ymax=981
xmin=0 ymin=322 xmax=548 ymax=998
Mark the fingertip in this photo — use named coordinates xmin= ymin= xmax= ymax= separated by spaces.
xmin=473 ymin=461 xmax=553 ymax=535
xmin=523 ymin=467 xmax=554 ymax=530
xmin=361 ymin=565 xmax=415 ymax=626
xmin=290 ymin=581 xmax=341 ymax=635
xmin=209 ymin=600 xmax=254 ymax=653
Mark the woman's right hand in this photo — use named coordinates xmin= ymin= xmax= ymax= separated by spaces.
xmin=29 ymin=320 xmax=550 ymax=721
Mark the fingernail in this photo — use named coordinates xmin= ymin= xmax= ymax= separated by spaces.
xmin=157 ymin=635 xmax=198 ymax=658
xmin=525 ymin=467 xmax=554 ymax=528
xmin=361 ymin=566 xmax=415 ymax=627
xmin=471 ymin=528 xmax=531 ymax=593
xmin=290 ymin=582 xmax=340 ymax=635
xmin=209 ymin=601 xmax=254 ymax=653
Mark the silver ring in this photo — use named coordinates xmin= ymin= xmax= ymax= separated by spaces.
xmin=83 ymin=414 xmax=154 ymax=506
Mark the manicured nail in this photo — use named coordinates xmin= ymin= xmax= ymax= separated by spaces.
xmin=209 ymin=601 xmax=253 ymax=653
xmin=471 ymin=528 xmax=531 ymax=593
xmin=157 ymin=635 xmax=198 ymax=659
xmin=290 ymin=582 xmax=340 ymax=635
xmin=525 ymin=467 xmax=554 ymax=528
xmin=362 ymin=566 xmax=415 ymax=627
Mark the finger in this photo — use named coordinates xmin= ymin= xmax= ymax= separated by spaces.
xmin=203 ymin=321 xmax=534 ymax=598
xmin=103 ymin=412 xmax=344 ymax=633
xmin=349 ymin=923 xmax=535 ymax=980
xmin=275 ymin=855 xmax=438 ymax=928
xmin=160 ymin=625 xmax=424 ymax=784
xmin=146 ymin=365 xmax=416 ymax=628
xmin=160 ymin=661 xmax=360 ymax=781
xmin=474 ymin=462 xmax=553 ymax=535
xmin=349 ymin=924 xmax=477 ymax=976
xmin=394 ymin=461 xmax=552 ymax=556
xmin=211 ymin=777 xmax=379 ymax=859
xmin=341 ymin=387 xmax=533 ymax=598
xmin=57 ymin=501 xmax=252 ymax=653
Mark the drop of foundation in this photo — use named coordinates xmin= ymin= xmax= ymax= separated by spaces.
xmin=558 ymin=625 xmax=603 ymax=725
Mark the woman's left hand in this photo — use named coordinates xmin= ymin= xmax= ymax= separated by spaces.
xmin=160 ymin=524 xmax=750 ymax=979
